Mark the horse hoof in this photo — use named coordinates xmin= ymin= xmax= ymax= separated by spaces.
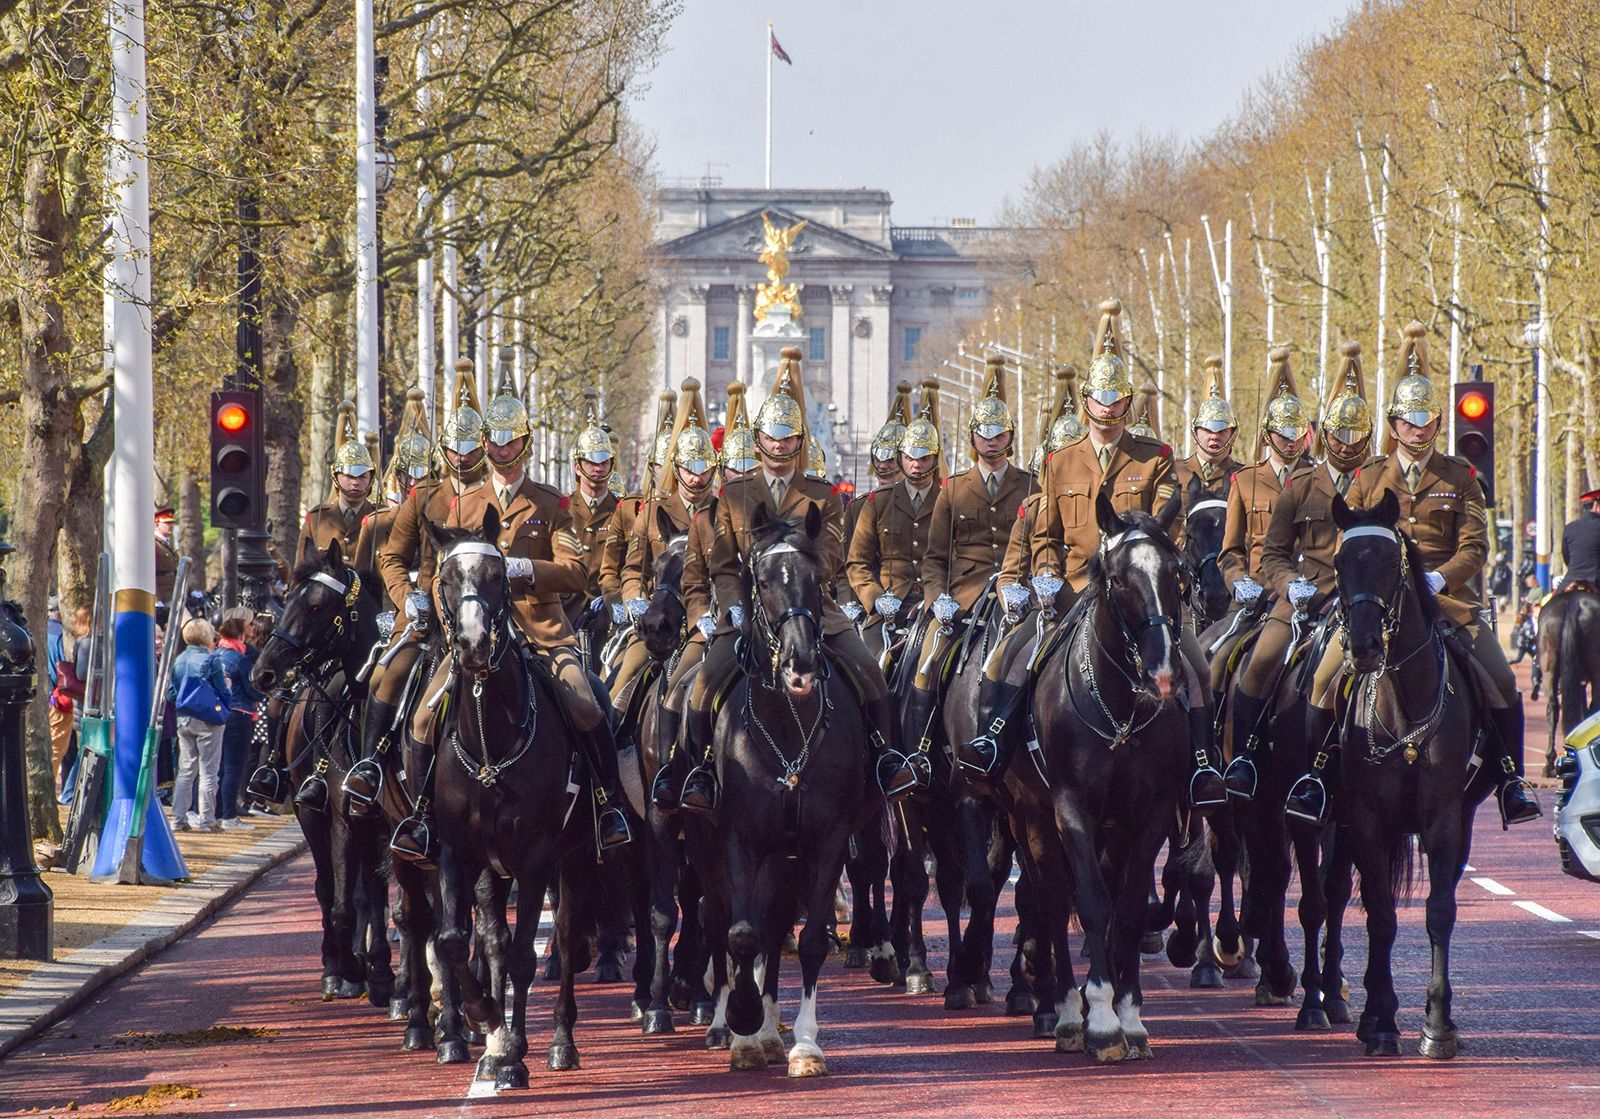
xmin=1166 ymin=927 xmax=1198 ymax=969
xmin=973 ymin=979 xmax=994 ymax=1005
xmin=1006 ymin=991 xmax=1038 ymax=1017
xmin=475 ymin=1054 xmax=499 ymax=1082
xmin=547 ymin=1043 xmax=581 ymax=1072
xmin=691 ymin=1000 xmax=715 ymax=1026
xmin=1364 ymin=1032 xmax=1402 ymax=1058
xmin=944 ymin=984 xmax=976 ymax=1011
xmin=762 ymin=1037 xmax=786 ymax=1063
xmin=595 ymin=958 xmax=624 ymax=984
xmin=1295 ymin=1008 xmax=1332 ymax=1032
xmin=322 ymin=976 xmax=363 ymax=1001
xmin=670 ymin=978 xmax=694 ymax=1010
xmin=729 ymin=1040 xmax=768 ymax=1071
xmin=904 ymin=971 xmax=936 ymax=996
xmin=403 ymin=1025 xmax=433 ymax=1051
xmin=1189 ymin=963 xmax=1224 ymax=989
xmin=389 ymin=998 xmax=409 ymax=1022
xmin=1032 ymin=1011 xmax=1059 ymax=1038
xmin=1211 ymin=934 xmax=1244 ymax=969
xmin=495 ymin=1062 xmax=530 ymax=1090
xmin=869 ymin=955 xmax=902 ymax=986
xmin=1087 ymin=1030 xmax=1129 ymax=1064
xmin=1326 ymin=998 xmax=1352 ymax=1025
xmin=1355 ymin=1013 xmax=1376 ymax=1044
xmin=1140 ymin=931 xmax=1166 ymax=954
xmin=642 ymin=1009 xmax=675 ymax=1035
xmin=1124 ymin=1036 xmax=1153 ymax=1060
xmin=1419 ymin=1029 xmax=1461 ymax=1060
xmin=705 ymin=1026 xmax=731 ymax=1050
xmin=1224 ymin=955 xmax=1261 ymax=981
xmin=465 ymin=1028 xmax=485 ymax=1046
xmin=628 ymin=1000 xmax=644 ymax=1022
xmin=1254 ymin=981 xmax=1290 ymax=1007
xmin=1054 ymin=1026 xmax=1084 ymax=1053
xmin=436 ymin=1040 xmax=470 ymax=1065
xmin=844 ymin=946 xmax=868 ymax=969
xmin=788 ymin=1050 xmax=827 ymax=1077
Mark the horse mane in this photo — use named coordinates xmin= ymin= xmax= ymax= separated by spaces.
xmin=739 ymin=513 xmax=823 ymax=615
xmin=1398 ymin=531 xmax=1441 ymax=626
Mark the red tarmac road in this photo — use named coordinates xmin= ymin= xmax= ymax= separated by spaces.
xmin=6 ymin=667 xmax=1600 ymax=1118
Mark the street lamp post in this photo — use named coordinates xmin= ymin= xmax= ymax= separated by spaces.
xmin=1526 ymin=316 xmax=1551 ymax=591
xmin=354 ymin=0 xmax=380 ymax=439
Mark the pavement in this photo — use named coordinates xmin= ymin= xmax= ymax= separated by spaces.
xmin=3 ymin=661 xmax=1597 ymax=1117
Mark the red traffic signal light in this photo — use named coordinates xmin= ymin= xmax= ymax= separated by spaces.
xmin=1457 ymin=390 xmax=1488 ymax=422
xmin=211 ymin=390 xmax=266 ymax=529
xmin=218 ymin=402 xmax=250 ymax=433
xmin=1451 ymin=381 xmax=1495 ymax=506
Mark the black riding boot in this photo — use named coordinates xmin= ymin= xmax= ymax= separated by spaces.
xmin=1284 ymin=706 xmax=1338 ymax=825
xmin=342 ymin=697 xmax=396 ymax=817
xmin=390 ymin=750 xmax=439 ymax=869
xmin=1223 ymin=691 xmax=1270 ymax=801
xmin=295 ymin=756 xmax=331 ymax=814
xmin=958 ymin=676 xmax=1020 ymax=778
xmin=1490 ymin=703 xmax=1542 ymax=828
xmin=868 ymin=693 xmax=924 ymax=801
xmin=680 ymin=702 xmax=719 ymax=816
xmin=575 ymin=721 xmax=632 ymax=850
xmin=650 ymin=706 xmax=684 ymax=810
xmin=1188 ymin=704 xmax=1226 ymax=815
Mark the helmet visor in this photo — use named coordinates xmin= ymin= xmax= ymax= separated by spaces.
xmin=1087 ymin=387 xmax=1131 ymax=406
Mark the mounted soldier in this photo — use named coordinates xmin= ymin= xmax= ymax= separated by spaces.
xmin=295 ymin=400 xmax=377 ymax=575
xmin=846 ymin=378 xmax=935 ymax=638
xmin=996 ymin=365 xmax=1087 ymax=618
xmin=564 ymin=389 xmax=620 ymax=631
xmin=1177 ymin=356 xmax=1244 ymax=502
xmin=1294 ymin=322 xmax=1540 ymax=828
xmin=353 ymin=387 xmax=433 ymax=580
xmin=839 ymin=381 xmax=914 ymax=621
xmin=600 ymin=389 xmax=676 ymax=611
xmin=1560 ymin=486 xmax=1600 ymax=593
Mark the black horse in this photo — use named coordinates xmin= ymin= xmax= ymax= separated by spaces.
xmin=425 ymin=508 xmax=607 ymax=1089
xmin=1539 ymin=587 xmax=1600 ymax=775
xmin=250 ymin=540 xmax=392 ymax=1007
xmin=1004 ymin=492 xmax=1187 ymax=1062
xmin=690 ymin=503 xmax=871 ymax=1076
xmin=1324 ymin=489 xmax=1493 ymax=1058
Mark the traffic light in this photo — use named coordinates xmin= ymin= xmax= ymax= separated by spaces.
xmin=210 ymin=389 xmax=266 ymax=529
xmin=1452 ymin=381 xmax=1495 ymax=506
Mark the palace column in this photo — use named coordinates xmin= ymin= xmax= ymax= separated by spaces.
xmin=684 ymin=284 xmax=710 ymax=378
xmin=735 ymin=284 xmax=754 ymax=387
xmin=829 ymin=284 xmax=854 ymax=468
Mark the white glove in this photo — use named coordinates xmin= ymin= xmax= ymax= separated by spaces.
xmin=625 ymin=597 xmax=650 ymax=621
xmin=505 ymin=556 xmax=534 ymax=583
xmin=1030 ymin=574 xmax=1064 ymax=604
xmin=1424 ymin=571 xmax=1446 ymax=596
xmin=696 ymin=614 xmax=715 ymax=638
xmin=932 ymin=593 xmax=960 ymax=625
xmin=404 ymin=591 xmax=430 ymax=620
xmin=728 ymin=604 xmax=745 ymax=629
xmin=842 ymin=601 xmax=864 ymax=622
xmin=1233 ymin=577 xmax=1264 ymax=605
xmin=589 ymin=595 xmax=605 ymax=615
xmin=875 ymin=594 xmax=903 ymax=618
xmin=1287 ymin=577 xmax=1317 ymax=611
xmin=610 ymin=602 xmax=626 ymax=626
xmin=1001 ymin=582 xmax=1032 ymax=618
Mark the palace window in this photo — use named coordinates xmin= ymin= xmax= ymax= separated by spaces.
xmin=904 ymin=326 xmax=923 ymax=363
xmin=809 ymin=327 xmax=826 ymax=362
xmin=712 ymin=325 xmax=730 ymax=362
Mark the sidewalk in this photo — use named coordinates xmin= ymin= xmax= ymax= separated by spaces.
xmin=0 ymin=812 xmax=305 ymax=1060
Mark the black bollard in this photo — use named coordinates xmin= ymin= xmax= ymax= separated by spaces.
xmin=0 ymin=540 xmax=52 ymax=960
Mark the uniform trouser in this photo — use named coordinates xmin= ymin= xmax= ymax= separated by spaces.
xmin=689 ymin=626 xmax=890 ymax=719
xmin=1310 ymin=617 xmax=1515 ymax=711
xmin=611 ymin=637 xmax=652 ymax=706
xmin=412 ymin=641 xmax=604 ymax=744
xmin=661 ymin=636 xmax=707 ymax=716
xmin=910 ymin=604 xmax=994 ymax=691
xmin=1236 ymin=597 xmax=1300 ymax=700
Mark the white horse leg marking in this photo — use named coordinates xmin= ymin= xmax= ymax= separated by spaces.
xmin=710 ymin=985 xmax=729 ymax=1032
xmin=1115 ymin=992 xmax=1147 ymax=1041
xmin=758 ymin=992 xmax=783 ymax=1054
xmin=790 ymin=985 xmax=822 ymax=1059
xmin=1056 ymin=989 xmax=1084 ymax=1032
xmin=426 ymin=939 xmax=444 ymax=1011
xmin=1085 ymin=978 xmax=1119 ymax=1037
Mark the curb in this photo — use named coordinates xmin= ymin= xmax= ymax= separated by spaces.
xmin=0 ymin=823 xmax=307 ymax=1061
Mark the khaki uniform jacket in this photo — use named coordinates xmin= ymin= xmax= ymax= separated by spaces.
xmin=352 ymin=505 xmax=400 ymax=599
xmin=1348 ymin=452 xmax=1488 ymax=628
xmin=682 ymin=499 xmax=718 ymax=634
xmin=1259 ymin=463 xmax=1354 ymax=604
xmin=999 ymin=493 xmax=1043 ymax=592
xmin=563 ymin=489 xmax=617 ymax=624
xmin=835 ymin=494 xmax=870 ymax=606
xmin=600 ymin=494 xmax=642 ymax=600
xmin=620 ymin=490 xmax=707 ymax=604
xmin=1219 ymin=458 xmax=1305 ymax=587
xmin=924 ymin=465 xmax=1033 ymax=612
xmin=296 ymin=499 xmax=376 ymax=574
xmin=1176 ymin=452 xmax=1243 ymax=502
xmin=695 ymin=472 xmax=849 ymax=637
xmin=1033 ymin=431 xmax=1176 ymax=593
xmin=377 ymin=480 xmax=457 ymax=613
xmin=155 ymin=536 xmax=179 ymax=605
xmin=846 ymin=481 xmax=936 ymax=616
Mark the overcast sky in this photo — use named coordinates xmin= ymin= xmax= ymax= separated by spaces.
xmin=629 ymin=1 xmax=1359 ymax=225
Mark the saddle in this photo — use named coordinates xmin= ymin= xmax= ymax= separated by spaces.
xmin=1563 ymin=580 xmax=1598 ymax=596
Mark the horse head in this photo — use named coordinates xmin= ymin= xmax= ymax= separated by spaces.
xmin=745 ymin=500 xmax=826 ymax=698
xmin=638 ymin=504 xmax=689 ymax=663
xmin=1093 ymin=489 xmax=1186 ymax=701
xmin=1181 ymin=473 xmax=1231 ymax=625
xmin=254 ymin=537 xmax=362 ymax=691
xmin=1330 ymin=488 xmax=1431 ymax=673
xmin=427 ymin=505 xmax=508 ymax=678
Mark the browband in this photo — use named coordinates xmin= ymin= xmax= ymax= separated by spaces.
xmin=309 ymin=572 xmax=347 ymax=596
xmin=1341 ymin=525 xmax=1398 ymax=544
xmin=758 ymin=542 xmax=801 ymax=560
xmin=1103 ymin=529 xmax=1150 ymax=551
xmin=1188 ymin=499 xmax=1228 ymax=515
xmin=443 ymin=540 xmax=503 ymax=563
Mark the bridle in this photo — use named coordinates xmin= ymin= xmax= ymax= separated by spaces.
xmin=743 ymin=536 xmax=830 ymax=789
xmin=436 ymin=540 xmax=510 ymax=678
xmin=1096 ymin=528 xmax=1181 ymax=679
xmin=1182 ymin=498 xmax=1225 ymax=617
xmin=746 ymin=539 xmax=825 ymax=686
xmin=264 ymin=567 xmax=364 ymax=681
xmin=1334 ymin=525 xmax=1410 ymax=670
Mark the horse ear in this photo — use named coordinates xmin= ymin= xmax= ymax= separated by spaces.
xmin=323 ymin=537 xmax=343 ymax=568
xmin=1377 ymin=487 xmax=1400 ymax=527
xmin=655 ymin=504 xmax=676 ymax=546
xmin=804 ymin=500 xmax=823 ymax=540
xmin=1331 ymin=492 xmax=1353 ymax=530
xmin=1155 ymin=487 xmax=1182 ymax=535
xmin=425 ymin=518 xmax=448 ymax=551
xmin=750 ymin=502 xmax=771 ymax=533
xmin=1094 ymin=486 xmax=1122 ymax=537
xmin=482 ymin=503 xmax=501 ymax=543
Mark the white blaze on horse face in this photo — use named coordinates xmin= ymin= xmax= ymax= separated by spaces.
xmin=454 ymin=553 xmax=491 ymax=647
xmin=1129 ymin=539 xmax=1176 ymax=694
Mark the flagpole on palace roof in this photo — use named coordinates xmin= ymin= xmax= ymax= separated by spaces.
xmin=765 ymin=21 xmax=773 ymax=189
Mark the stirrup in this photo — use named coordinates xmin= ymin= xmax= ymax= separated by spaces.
xmin=390 ymin=811 xmax=438 ymax=870
xmin=650 ymin=763 xmax=680 ymax=810
xmin=1223 ymin=753 xmax=1258 ymax=801
xmin=342 ymin=757 xmax=384 ymax=816
xmin=1188 ymin=764 xmax=1226 ymax=814
xmin=246 ymin=764 xmax=288 ymax=805
xmin=597 ymin=803 xmax=633 ymax=850
xmin=875 ymin=751 xmax=923 ymax=801
xmin=1283 ymin=774 xmax=1328 ymax=826
xmin=1496 ymin=779 xmax=1542 ymax=829
xmin=295 ymin=771 xmax=330 ymax=814
xmin=680 ymin=763 xmax=719 ymax=816
xmin=957 ymin=735 xmax=1000 ymax=777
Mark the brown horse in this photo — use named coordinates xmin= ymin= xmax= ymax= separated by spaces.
xmin=1538 ymin=587 xmax=1600 ymax=775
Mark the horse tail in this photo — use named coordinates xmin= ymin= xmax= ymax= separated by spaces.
xmin=1559 ymin=597 xmax=1588 ymax=736
xmin=1389 ymin=833 xmax=1417 ymax=903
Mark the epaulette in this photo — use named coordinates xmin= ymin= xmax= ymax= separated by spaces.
xmin=948 ymin=468 xmax=971 ymax=480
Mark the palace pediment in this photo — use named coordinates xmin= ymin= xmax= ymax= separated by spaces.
xmin=655 ymin=207 xmax=897 ymax=264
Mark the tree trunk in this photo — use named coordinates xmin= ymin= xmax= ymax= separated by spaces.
xmin=263 ymin=297 xmax=305 ymax=566
xmin=56 ymin=397 xmax=113 ymax=615
xmin=13 ymin=145 xmax=77 ymax=844
xmin=179 ymin=473 xmax=207 ymax=589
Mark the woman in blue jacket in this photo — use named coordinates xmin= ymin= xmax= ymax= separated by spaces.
xmin=212 ymin=608 xmax=263 ymax=828
xmin=170 ymin=617 xmax=234 ymax=832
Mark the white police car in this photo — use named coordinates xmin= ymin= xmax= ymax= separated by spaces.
xmin=1555 ymin=709 xmax=1600 ymax=883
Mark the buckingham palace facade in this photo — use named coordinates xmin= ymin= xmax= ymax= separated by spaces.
xmin=650 ymin=186 xmax=1027 ymax=483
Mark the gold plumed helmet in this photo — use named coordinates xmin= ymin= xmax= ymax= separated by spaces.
xmin=1261 ymin=347 xmax=1311 ymax=442
xmin=970 ymin=353 xmax=1015 ymax=443
xmin=1083 ymin=298 xmax=1134 ymax=405
xmin=331 ymin=401 xmax=375 ymax=478
xmin=1193 ymin=354 xmax=1238 ymax=432
xmin=1046 ymin=365 xmax=1087 ymax=451
xmin=807 ymin=435 xmax=827 ymax=479
xmin=482 ymin=357 xmax=531 ymax=464
xmin=1388 ymin=321 xmax=1441 ymax=428
xmin=720 ymin=381 xmax=757 ymax=473
xmin=1322 ymin=341 xmax=1374 ymax=455
xmin=647 ymin=388 xmax=678 ymax=471
xmin=1126 ymin=386 xmax=1161 ymax=439
xmin=871 ymin=380 xmax=914 ymax=463
xmin=754 ymin=346 xmax=808 ymax=459
xmin=390 ymin=388 xmax=434 ymax=484
xmin=439 ymin=359 xmax=485 ymax=456
xmin=571 ymin=388 xmax=615 ymax=476
xmin=666 ymin=377 xmax=716 ymax=491
xmin=899 ymin=375 xmax=944 ymax=470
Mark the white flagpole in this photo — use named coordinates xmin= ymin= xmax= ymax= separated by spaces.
xmin=415 ymin=12 xmax=435 ymax=429
xmin=765 ymin=22 xmax=773 ymax=189
xmin=354 ymin=0 xmax=378 ymax=439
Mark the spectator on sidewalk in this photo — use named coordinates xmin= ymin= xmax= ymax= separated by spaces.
xmin=44 ymin=597 xmax=87 ymax=794
xmin=169 ymin=617 xmax=233 ymax=833
xmin=213 ymin=607 xmax=263 ymax=830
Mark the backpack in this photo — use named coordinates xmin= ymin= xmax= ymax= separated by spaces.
xmin=174 ymin=657 xmax=228 ymax=725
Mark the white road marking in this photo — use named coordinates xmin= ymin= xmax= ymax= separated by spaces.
xmin=1513 ymin=900 xmax=1572 ymax=923
xmin=1462 ymin=863 xmax=1475 ymax=872
xmin=1580 ymin=930 xmax=1600 ymax=940
xmin=1470 ymin=876 xmax=1514 ymax=896
xmin=464 ymin=1080 xmax=497 ymax=1099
